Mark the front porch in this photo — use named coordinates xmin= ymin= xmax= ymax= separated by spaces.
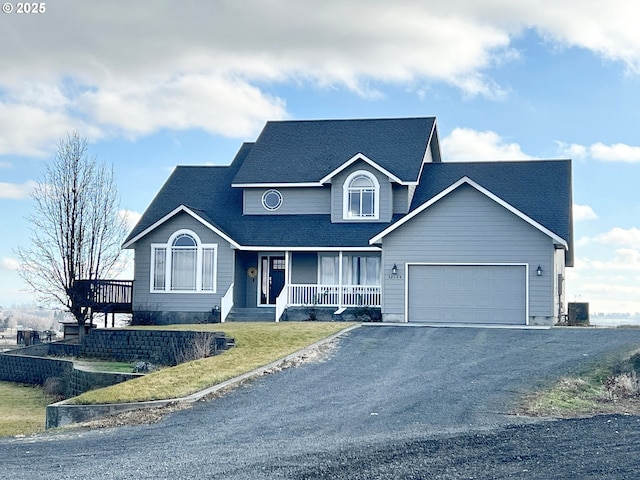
xmin=229 ymin=250 xmax=382 ymax=322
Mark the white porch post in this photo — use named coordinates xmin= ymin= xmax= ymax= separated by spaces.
xmin=338 ymin=251 xmax=343 ymax=309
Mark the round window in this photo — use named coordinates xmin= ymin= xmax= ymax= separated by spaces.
xmin=262 ymin=189 xmax=283 ymax=211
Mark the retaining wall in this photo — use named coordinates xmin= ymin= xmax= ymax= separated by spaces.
xmin=0 ymin=328 xmax=234 ymax=399
xmin=81 ymin=329 xmax=232 ymax=365
xmin=0 ymin=351 xmax=74 ymax=396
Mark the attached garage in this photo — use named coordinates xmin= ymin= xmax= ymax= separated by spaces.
xmin=407 ymin=264 xmax=527 ymax=325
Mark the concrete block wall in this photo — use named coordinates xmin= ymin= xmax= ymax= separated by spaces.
xmin=70 ymin=368 xmax=144 ymax=397
xmin=0 ymin=351 xmax=74 ymax=397
xmin=82 ymin=329 xmax=232 ymax=365
xmin=0 ymin=329 xmax=234 ymax=399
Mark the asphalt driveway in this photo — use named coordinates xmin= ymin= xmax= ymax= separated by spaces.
xmin=3 ymin=325 xmax=640 ymax=479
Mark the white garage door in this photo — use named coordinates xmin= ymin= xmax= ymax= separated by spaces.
xmin=407 ymin=264 xmax=526 ymax=324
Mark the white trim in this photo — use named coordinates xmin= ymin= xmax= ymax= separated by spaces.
xmin=258 ymin=253 xmax=287 ymax=306
xmin=403 ymin=262 xmax=529 ymax=325
xmin=149 ymin=229 xmax=218 ymax=294
xmin=261 ymin=189 xmax=283 ymax=211
xmin=232 ymin=182 xmax=323 ymax=188
xmin=123 ymin=204 xmax=383 ymax=253
xmin=370 ymin=177 xmax=569 ymax=249
xmin=240 ymin=246 xmax=382 ymax=252
xmin=342 ymin=170 xmax=381 ymax=221
xmin=319 ymin=153 xmax=406 ymax=184
xmin=123 ymin=205 xmax=241 ymax=249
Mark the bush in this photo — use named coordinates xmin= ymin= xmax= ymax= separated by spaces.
xmin=43 ymin=377 xmax=66 ymax=400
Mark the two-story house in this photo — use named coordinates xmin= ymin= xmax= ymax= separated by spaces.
xmin=123 ymin=117 xmax=573 ymax=325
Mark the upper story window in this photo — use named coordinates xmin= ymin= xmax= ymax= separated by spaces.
xmin=343 ymin=170 xmax=379 ymax=220
xmin=151 ymin=229 xmax=217 ymax=293
xmin=262 ymin=189 xmax=283 ymax=211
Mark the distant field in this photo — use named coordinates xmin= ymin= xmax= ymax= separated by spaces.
xmin=0 ymin=382 xmax=56 ymax=437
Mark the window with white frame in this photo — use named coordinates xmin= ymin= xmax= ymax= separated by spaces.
xmin=318 ymin=253 xmax=381 ymax=286
xmin=343 ymin=170 xmax=380 ymax=219
xmin=151 ymin=230 xmax=217 ymax=293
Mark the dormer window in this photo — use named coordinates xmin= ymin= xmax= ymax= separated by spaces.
xmin=343 ymin=170 xmax=379 ymax=220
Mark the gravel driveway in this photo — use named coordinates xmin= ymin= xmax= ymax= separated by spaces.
xmin=2 ymin=325 xmax=640 ymax=479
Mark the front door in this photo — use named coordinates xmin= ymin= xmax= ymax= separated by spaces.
xmin=260 ymin=256 xmax=286 ymax=305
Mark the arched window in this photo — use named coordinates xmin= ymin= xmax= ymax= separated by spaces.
xmin=343 ymin=171 xmax=379 ymax=220
xmin=151 ymin=230 xmax=217 ymax=293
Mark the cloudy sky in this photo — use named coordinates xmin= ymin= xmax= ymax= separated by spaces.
xmin=1 ymin=0 xmax=639 ymax=314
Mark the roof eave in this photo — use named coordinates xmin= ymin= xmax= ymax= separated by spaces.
xmin=122 ymin=205 xmax=241 ymax=249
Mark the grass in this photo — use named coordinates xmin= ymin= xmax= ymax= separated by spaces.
xmin=523 ymin=348 xmax=640 ymax=417
xmin=70 ymin=322 xmax=353 ymax=405
xmin=0 ymin=382 xmax=57 ymax=437
xmin=72 ymin=360 xmax=136 ymax=373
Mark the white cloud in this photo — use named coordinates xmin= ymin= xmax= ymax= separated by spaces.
xmin=119 ymin=209 xmax=142 ymax=232
xmin=0 ymin=258 xmax=21 ymax=271
xmin=557 ymin=141 xmax=640 ymax=163
xmin=0 ymin=181 xmax=37 ymax=199
xmin=573 ymin=204 xmax=598 ymax=221
xmin=592 ymin=228 xmax=640 ymax=248
xmin=79 ymin=75 xmax=287 ymax=139
xmin=575 ymin=248 xmax=640 ymax=271
xmin=441 ymin=128 xmax=534 ymax=161
xmin=0 ymin=1 xmax=639 ymax=156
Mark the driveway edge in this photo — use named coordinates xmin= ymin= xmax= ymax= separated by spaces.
xmin=46 ymin=324 xmax=361 ymax=429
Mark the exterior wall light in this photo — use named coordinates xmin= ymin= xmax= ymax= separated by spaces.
xmin=392 ymin=263 xmax=398 ymax=275
xmin=536 ymin=265 xmax=542 ymax=276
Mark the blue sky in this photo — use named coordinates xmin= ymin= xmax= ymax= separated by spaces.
xmin=1 ymin=1 xmax=639 ymax=313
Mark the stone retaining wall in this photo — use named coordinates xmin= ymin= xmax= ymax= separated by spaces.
xmin=82 ymin=329 xmax=232 ymax=365
xmin=0 ymin=328 xmax=234 ymax=399
xmin=0 ymin=351 xmax=73 ymax=395
xmin=70 ymin=368 xmax=143 ymax=397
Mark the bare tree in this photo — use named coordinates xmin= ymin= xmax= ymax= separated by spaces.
xmin=17 ymin=132 xmax=127 ymax=337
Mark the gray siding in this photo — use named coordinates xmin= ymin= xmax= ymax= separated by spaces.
xmin=381 ymin=184 xmax=556 ymax=323
xmin=331 ymin=161 xmax=393 ymax=223
xmin=234 ymin=251 xmax=258 ymax=308
xmin=291 ymin=252 xmax=318 ymax=284
xmin=392 ymin=184 xmax=409 ymax=214
xmin=132 ymin=212 xmax=235 ymax=314
xmin=243 ymin=187 xmax=331 ymax=215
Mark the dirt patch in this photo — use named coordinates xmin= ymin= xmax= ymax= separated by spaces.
xmin=68 ymin=402 xmax=191 ymax=431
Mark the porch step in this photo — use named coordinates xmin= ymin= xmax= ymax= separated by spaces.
xmin=225 ymin=307 xmax=276 ymax=322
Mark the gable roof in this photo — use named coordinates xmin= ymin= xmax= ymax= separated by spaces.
xmin=123 ymin=143 xmax=391 ymax=249
xmin=372 ymin=160 xmax=573 ymax=265
xmin=124 ymin=121 xmax=572 ymax=266
xmin=231 ymin=117 xmax=439 ymax=186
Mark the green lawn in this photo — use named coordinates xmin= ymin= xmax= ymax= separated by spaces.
xmin=0 ymin=382 xmax=57 ymax=437
xmin=71 ymin=322 xmax=354 ymax=405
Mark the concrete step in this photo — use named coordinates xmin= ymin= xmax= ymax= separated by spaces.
xmin=226 ymin=307 xmax=276 ymax=322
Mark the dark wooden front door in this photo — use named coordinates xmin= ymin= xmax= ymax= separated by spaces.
xmin=260 ymin=256 xmax=286 ymax=305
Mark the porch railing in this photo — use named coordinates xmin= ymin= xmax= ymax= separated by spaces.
xmin=221 ymin=283 xmax=234 ymax=323
xmin=286 ymin=284 xmax=381 ymax=308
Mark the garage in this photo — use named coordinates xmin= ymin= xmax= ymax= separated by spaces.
xmin=407 ymin=264 xmax=527 ymax=325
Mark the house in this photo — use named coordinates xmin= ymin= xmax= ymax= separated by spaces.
xmin=123 ymin=117 xmax=573 ymax=326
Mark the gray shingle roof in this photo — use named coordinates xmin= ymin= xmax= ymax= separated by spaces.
xmin=231 ymin=117 xmax=438 ymax=185
xmin=124 ymin=120 xmax=572 ymax=266
xmin=124 ymin=143 xmax=399 ymax=248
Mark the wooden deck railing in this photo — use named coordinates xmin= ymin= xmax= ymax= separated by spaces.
xmin=72 ymin=279 xmax=133 ymax=313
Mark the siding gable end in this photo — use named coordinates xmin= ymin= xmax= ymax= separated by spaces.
xmin=370 ymin=177 xmax=569 ymax=249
